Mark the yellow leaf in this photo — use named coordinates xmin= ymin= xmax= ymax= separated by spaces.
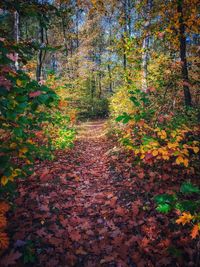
xmin=160 ymin=130 xmax=167 ymax=139
xmin=152 ymin=150 xmax=158 ymax=156
xmin=19 ymin=147 xmax=28 ymax=154
xmin=171 ymin=132 xmax=176 ymax=138
xmin=176 ymin=212 xmax=194 ymax=225
xmin=176 ymin=156 xmax=184 ymax=165
xmin=158 ymin=130 xmax=167 ymax=140
xmin=182 ymin=149 xmax=189 ymax=156
xmin=176 ymin=136 xmax=183 ymax=142
xmin=168 ymin=142 xmax=178 ymax=149
xmin=16 ymin=79 xmax=22 ymax=87
xmin=1 ymin=176 xmax=8 ymax=186
xmin=27 ymin=139 xmax=35 ymax=144
xmin=193 ymin=147 xmax=199 ymax=154
xmin=134 ymin=149 xmax=140 ymax=155
xmin=191 ymin=224 xmax=199 ymax=239
xmin=183 ymin=158 xmax=189 ymax=167
xmin=10 ymin=143 xmax=17 ymax=149
xmin=162 ymin=155 xmax=169 ymax=160
xmin=9 ymin=175 xmax=14 ymax=182
xmin=150 ymin=141 xmax=159 ymax=147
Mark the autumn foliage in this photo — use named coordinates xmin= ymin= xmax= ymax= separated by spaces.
xmin=0 ymin=0 xmax=200 ymax=266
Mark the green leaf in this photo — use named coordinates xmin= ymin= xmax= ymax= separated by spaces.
xmin=154 ymin=194 xmax=176 ymax=204
xmin=116 ymin=115 xmax=125 ymax=122
xmin=130 ymin=96 xmax=140 ymax=107
xmin=13 ymin=127 xmax=23 ymax=137
xmin=180 ymin=182 xmax=200 ymax=194
xmin=156 ymin=203 xmax=172 ymax=213
xmin=0 ymin=86 xmax=9 ymax=96
xmin=175 ymin=200 xmax=200 ymax=214
xmin=116 ymin=113 xmax=131 ymax=124
xmin=15 ymin=95 xmax=28 ymax=102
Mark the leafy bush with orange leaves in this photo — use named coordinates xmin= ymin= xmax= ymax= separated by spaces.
xmin=119 ymin=119 xmax=199 ymax=168
xmin=115 ymin=84 xmax=200 ymax=240
xmin=116 ymin=87 xmax=199 ymax=168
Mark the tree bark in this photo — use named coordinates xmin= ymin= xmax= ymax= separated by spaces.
xmin=108 ymin=64 xmax=113 ymax=93
xmin=141 ymin=34 xmax=149 ymax=92
xmin=14 ymin=10 xmax=19 ymax=70
xmin=141 ymin=0 xmax=152 ymax=92
xmin=177 ymin=0 xmax=192 ymax=106
xmin=36 ymin=18 xmax=46 ymax=82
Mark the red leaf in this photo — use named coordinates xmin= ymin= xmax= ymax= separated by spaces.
xmin=29 ymin=90 xmax=42 ymax=98
xmin=69 ymin=230 xmax=81 ymax=242
xmin=0 ymin=250 xmax=22 ymax=266
xmin=39 ymin=204 xmax=49 ymax=212
xmin=115 ymin=206 xmax=126 ymax=216
xmin=137 ymin=171 xmax=145 ymax=179
xmin=40 ymin=168 xmax=52 ymax=182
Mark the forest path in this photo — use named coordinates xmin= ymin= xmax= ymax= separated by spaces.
xmin=5 ymin=120 xmax=183 ymax=267
xmin=8 ymin=120 xmax=140 ymax=267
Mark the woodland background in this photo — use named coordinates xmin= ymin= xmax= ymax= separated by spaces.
xmin=0 ymin=0 xmax=200 ymax=266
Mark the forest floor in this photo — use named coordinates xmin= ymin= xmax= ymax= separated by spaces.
xmin=1 ymin=120 xmax=197 ymax=267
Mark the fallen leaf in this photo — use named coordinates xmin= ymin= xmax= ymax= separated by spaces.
xmin=0 ymin=250 xmax=22 ymax=266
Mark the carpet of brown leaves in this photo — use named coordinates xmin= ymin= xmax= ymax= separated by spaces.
xmin=1 ymin=120 xmax=198 ymax=267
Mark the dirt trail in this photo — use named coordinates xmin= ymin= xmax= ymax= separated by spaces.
xmin=6 ymin=120 xmax=137 ymax=267
xmin=4 ymin=121 xmax=196 ymax=267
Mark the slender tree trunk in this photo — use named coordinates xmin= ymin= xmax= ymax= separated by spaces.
xmin=141 ymin=33 xmax=149 ymax=92
xmin=141 ymin=0 xmax=152 ymax=92
xmin=122 ymin=0 xmax=128 ymax=70
xmin=108 ymin=64 xmax=113 ymax=93
xmin=108 ymin=16 xmax=113 ymax=92
xmin=36 ymin=25 xmax=44 ymax=81
xmin=123 ymin=40 xmax=127 ymax=70
xmin=76 ymin=10 xmax=79 ymax=49
xmin=127 ymin=0 xmax=131 ymax=36
xmin=90 ymin=74 xmax=95 ymax=100
xmin=62 ymin=17 xmax=68 ymax=57
xmin=14 ymin=10 xmax=19 ymax=70
xmin=98 ymin=72 xmax=102 ymax=98
xmin=177 ymin=0 xmax=192 ymax=106
xmin=36 ymin=18 xmax=47 ymax=82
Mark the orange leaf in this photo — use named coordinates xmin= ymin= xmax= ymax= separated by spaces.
xmin=191 ymin=224 xmax=199 ymax=239
xmin=176 ymin=212 xmax=194 ymax=225
xmin=0 ymin=202 xmax=9 ymax=214
xmin=0 ymin=214 xmax=7 ymax=228
xmin=0 ymin=232 xmax=9 ymax=249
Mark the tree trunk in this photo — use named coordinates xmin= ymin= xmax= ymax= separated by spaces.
xmin=76 ymin=9 xmax=79 ymax=49
xmin=122 ymin=0 xmax=129 ymax=70
xmin=36 ymin=19 xmax=46 ymax=82
xmin=14 ymin=11 xmax=19 ymax=70
xmin=177 ymin=0 xmax=192 ymax=106
xmin=141 ymin=33 xmax=149 ymax=92
xmin=127 ymin=0 xmax=131 ymax=36
xmin=108 ymin=64 xmax=113 ymax=93
xmin=62 ymin=17 xmax=68 ymax=57
xmin=141 ymin=0 xmax=152 ymax=92
xmin=98 ymin=72 xmax=102 ymax=98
